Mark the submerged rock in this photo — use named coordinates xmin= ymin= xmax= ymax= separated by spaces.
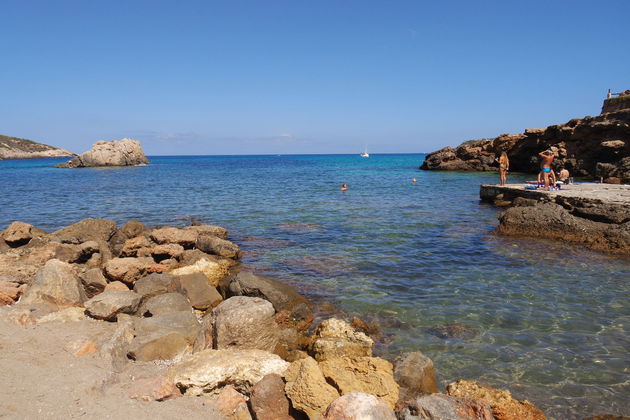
xmin=428 ymin=322 xmax=478 ymax=340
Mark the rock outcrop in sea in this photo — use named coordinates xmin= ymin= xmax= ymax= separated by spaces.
xmin=0 ymin=218 xmax=551 ymax=419
xmin=0 ymin=134 xmax=73 ymax=159
xmin=421 ymin=92 xmax=630 ymax=183
xmin=55 ymin=138 xmax=148 ymax=168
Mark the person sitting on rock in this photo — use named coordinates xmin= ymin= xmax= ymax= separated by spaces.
xmin=538 ymin=150 xmax=555 ymax=189
xmin=559 ymin=167 xmax=570 ymax=184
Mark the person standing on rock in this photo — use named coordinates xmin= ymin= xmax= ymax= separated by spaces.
xmin=538 ymin=150 xmax=555 ymax=189
xmin=495 ymin=152 xmax=509 ymax=186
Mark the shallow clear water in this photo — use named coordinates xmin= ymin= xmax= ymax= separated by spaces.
xmin=1 ymin=155 xmax=628 ymax=418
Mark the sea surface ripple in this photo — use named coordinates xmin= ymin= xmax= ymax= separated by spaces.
xmin=1 ymin=154 xmax=628 ymax=419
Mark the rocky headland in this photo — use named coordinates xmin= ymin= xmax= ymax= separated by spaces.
xmin=421 ymin=93 xmax=630 ymax=184
xmin=480 ymin=184 xmax=630 ymax=255
xmin=0 ymin=218 xmax=555 ymax=419
xmin=56 ymin=138 xmax=149 ymax=168
xmin=0 ymin=134 xmax=73 ymax=159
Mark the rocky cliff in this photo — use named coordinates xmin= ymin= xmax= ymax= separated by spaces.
xmin=0 ymin=134 xmax=73 ymax=159
xmin=421 ymin=98 xmax=630 ymax=183
xmin=56 ymin=139 xmax=149 ymax=168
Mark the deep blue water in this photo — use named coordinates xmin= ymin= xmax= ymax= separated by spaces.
xmin=1 ymin=155 xmax=628 ymax=419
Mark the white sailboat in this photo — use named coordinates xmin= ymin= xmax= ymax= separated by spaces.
xmin=360 ymin=146 xmax=369 ymax=158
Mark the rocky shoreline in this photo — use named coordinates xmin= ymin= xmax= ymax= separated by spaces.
xmin=0 ymin=134 xmax=73 ymax=159
xmin=0 ymin=218 xmax=621 ymax=419
xmin=480 ymin=184 xmax=630 ymax=255
xmin=420 ymin=96 xmax=630 ymax=183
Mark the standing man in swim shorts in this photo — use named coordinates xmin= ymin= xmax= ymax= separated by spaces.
xmin=538 ymin=149 xmax=555 ymax=189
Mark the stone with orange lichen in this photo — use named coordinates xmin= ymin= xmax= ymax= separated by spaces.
xmin=446 ymin=380 xmax=546 ymax=420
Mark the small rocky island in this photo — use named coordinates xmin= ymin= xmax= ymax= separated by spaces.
xmin=56 ymin=138 xmax=149 ymax=168
xmin=0 ymin=218 xmax=551 ymax=419
xmin=421 ymin=91 xmax=630 ymax=183
xmin=0 ymin=134 xmax=73 ymax=159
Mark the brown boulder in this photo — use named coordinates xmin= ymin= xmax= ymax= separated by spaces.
xmin=104 ymin=281 xmax=129 ymax=291
xmin=150 ymin=227 xmax=197 ymax=247
xmin=319 ymin=356 xmax=399 ymax=410
xmin=207 ymin=386 xmax=252 ymax=420
xmin=120 ymin=220 xmax=148 ymax=239
xmin=1 ymin=221 xmax=43 ymax=247
xmin=133 ymin=273 xmax=177 ymax=298
xmin=446 ymin=380 xmax=546 ymax=420
xmin=20 ymin=259 xmax=86 ymax=309
xmin=104 ymin=257 xmax=154 ymax=284
xmin=51 ymin=218 xmax=117 ymax=244
xmin=80 ymin=267 xmax=108 ymax=298
xmin=151 ymin=243 xmax=184 ymax=261
xmin=284 ymin=357 xmax=339 ymax=419
xmin=120 ymin=236 xmax=151 ymax=257
xmin=185 ymin=224 xmax=228 ymax=239
xmin=174 ymin=272 xmax=222 ymax=310
xmin=196 ymin=235 xmax=241 ymax=259
xmin=250 ymin=374 xmax=292 ymax=420
xmin=393 ymin=352 xmax=439 ymax=400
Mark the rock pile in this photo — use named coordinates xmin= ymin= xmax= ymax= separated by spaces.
xmin=0 ymin=218 xmax=548 ymax=419
xmin=421 ymin=107 xmax=630 ymax=183
xmin=55 ymin=138 xmax=149 ymax=168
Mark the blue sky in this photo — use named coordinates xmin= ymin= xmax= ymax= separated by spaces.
xmin=1 ymin=0 xmax=628 ymax=155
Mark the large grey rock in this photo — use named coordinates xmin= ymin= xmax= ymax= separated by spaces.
xmin=322 ymin=393 xmax=396 ymax=420
xmin=213 ymin=296 xmax=279 ymax=352
xmin=393 ymin=352 xmax=439 ymax=401
xmin=229 ymin=271 xmax=313 ymax=330
xmin=138 ymin=292 xmax=192 ymax=316
xmin=196 ymin=235 xmax=241 ymax=259
xmin=133 ymin=273 xmax=177 ymax=298
xmin=56 ymin=139 xmax=149 ymax=168
xmin=167 ymin=349 xmax=290 ymax=395
xmin=397 ymin=394 xmax=495 ymax=420
xmin=84 ymin=290 xmax=142 ymax=320
xmin=174 ymin=272 xmax=222 ymax=310
xmin=20 ymin=259 xmax=86 ymax=309
xmin=133 ymin=311 xmax=201 ymax=342
xmin=310 ymin=318 xmax=373 ymax=361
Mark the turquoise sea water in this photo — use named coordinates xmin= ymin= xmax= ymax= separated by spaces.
xmin=1 ymin=154 xmax=628 ymax=419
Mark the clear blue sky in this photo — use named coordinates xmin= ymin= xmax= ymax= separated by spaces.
xmin=1 ymin=0 xmax=628 ymax=155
